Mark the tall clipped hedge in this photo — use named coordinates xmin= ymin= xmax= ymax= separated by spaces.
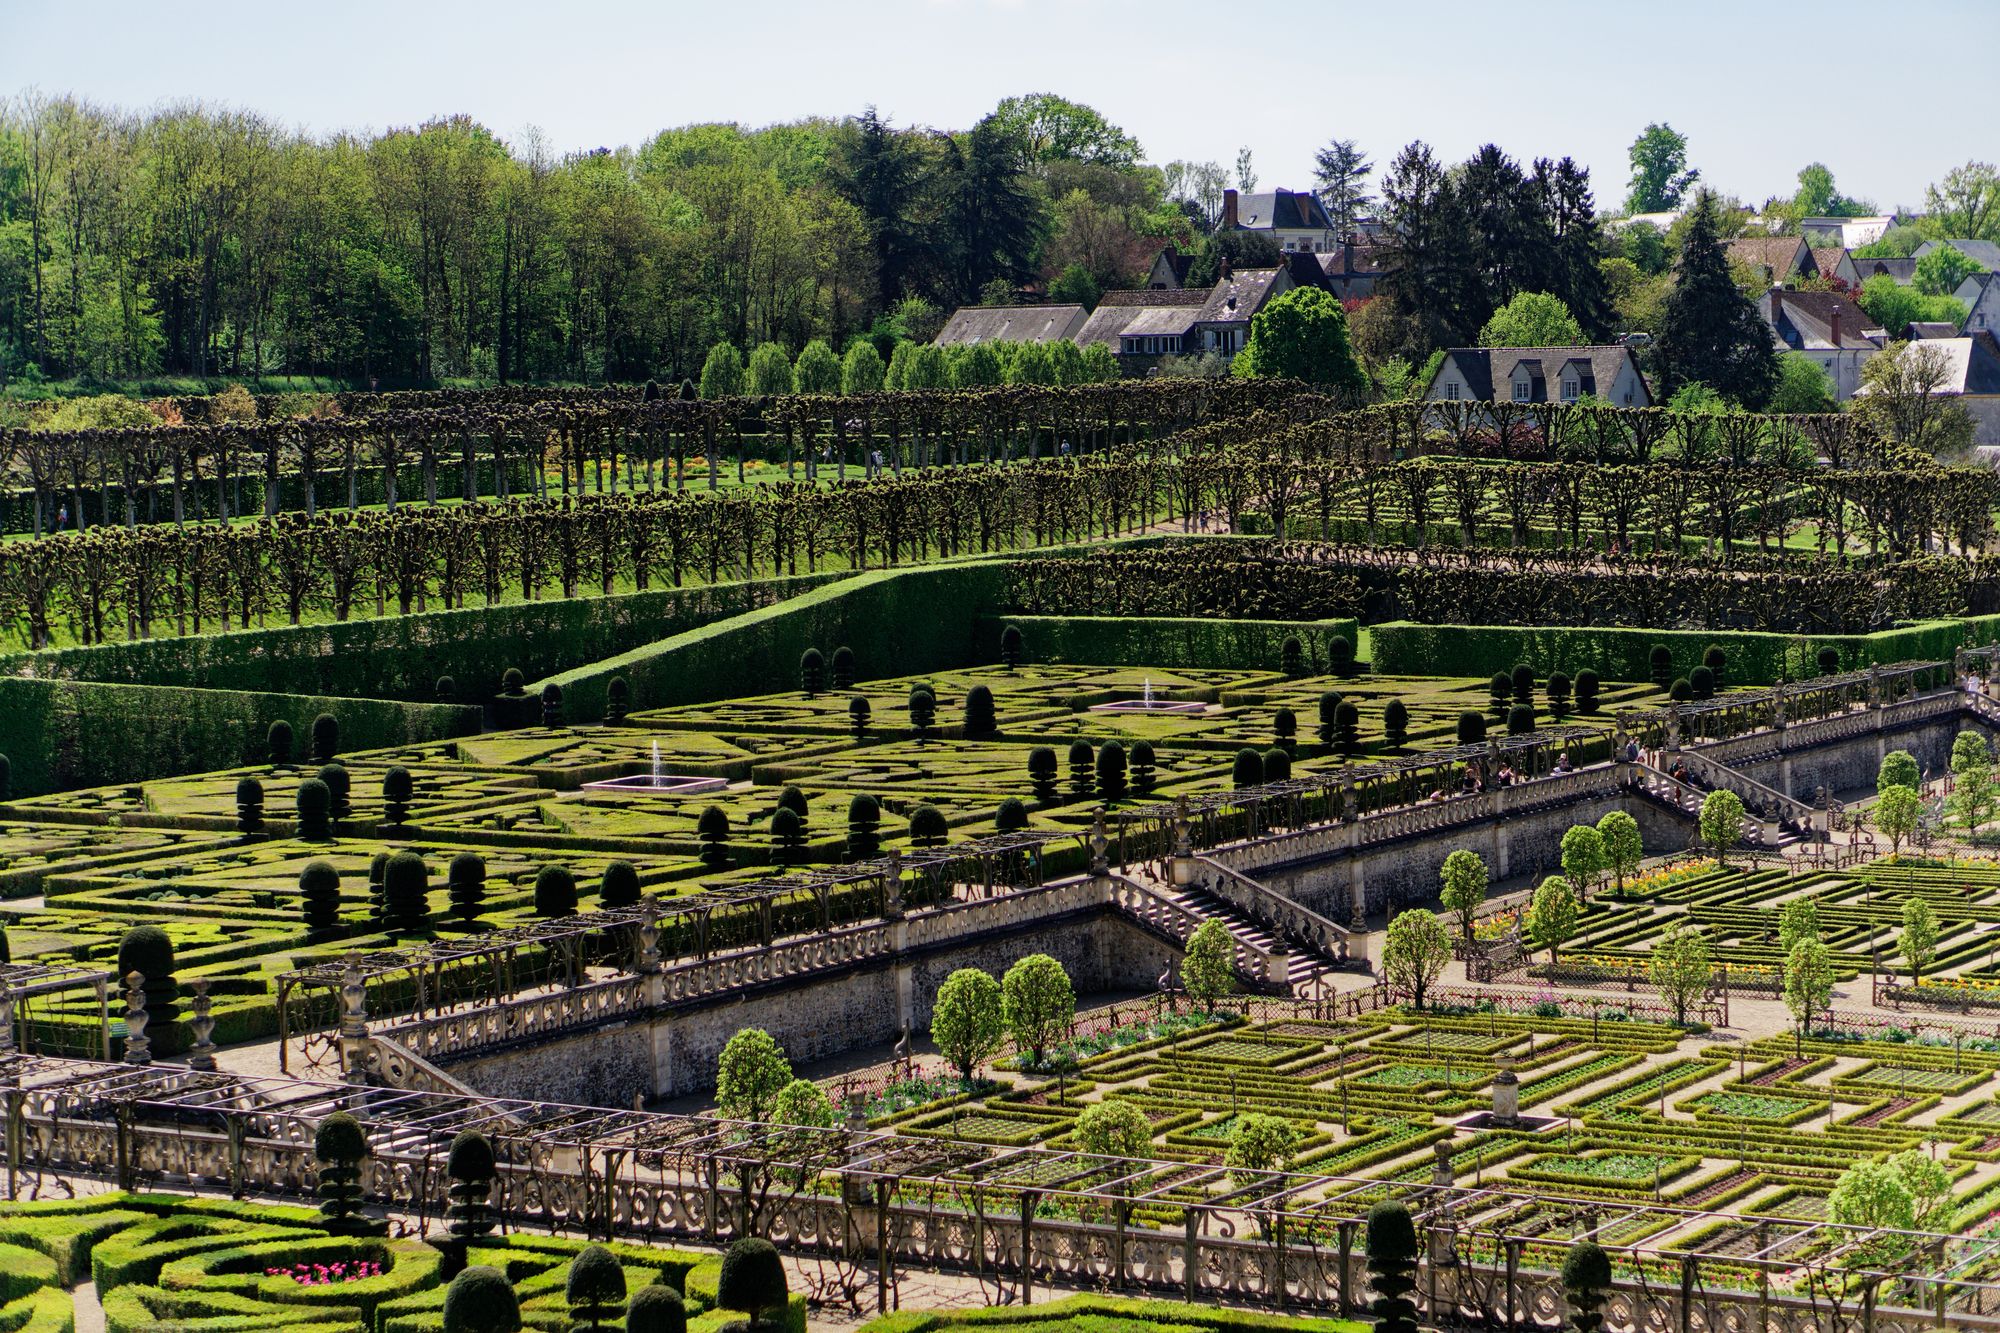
xmin=0 ymin=678 xmax=478 ymax=797
xmin=542 ymin=561 xmax=1011 ymax=720
xmin=1368 ymin=618 xmax=1976 ymax=685
xmin=974 ymin=615 xmax=1359 ymax=672
xmin=1 ymin=571 xmax=841 ymax=704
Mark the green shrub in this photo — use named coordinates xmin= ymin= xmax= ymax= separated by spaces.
xmin=716 ymin=1238 xmax=787 ymax=1326
xmin=299 ymin=861 xmax=341 ymax=938
xmin=1457 ymin=711 xmax=1486 ymax=744
xmin=963 ymin=685 xmax=997 ymax=737
xmin=1263 ymin=747 xmax=1291 ymax=781
xmin=601 ymin=860 xmax=640 ymax=909
xmin=627 ymin=1282 xmax=687 ymax=1333
xmin=1231 ymin=748 xmax=1263 ymax=787
xmin=909 ymin=806 xmax=948 ymax=849
xmin=443 ymin=1265 xmax=520 ymax=1333
xmin=830 ymin=645 xmax=856 ymax=689
xmin=313 ymin=1113 xmax=371 ymax=1235
xmin=566 ymin=1244 xmax=627 ymax=1332
xmin=310 ymin=713 xmax=339 ymax=762
xmin=534 ymin=866 xmax=578 ymax=918
xmin=1027 ymin=747 xmax=1058 ymax=804
xmin=999 ymin=624 xmax=1023 ymax=669
xmin=295 ymin=778 xmax=332 ymax=840
xmin=697 ymin=808 xmax=731 ymax=869
xmin=1575 ymin=669 xmax=1600 ymax=714
xmin=1130 ymin=740 xmax=1157 ymax=795
xmin=117 ymin=926 xmax=179 ymax=1039
xmin=318 ymin=762 xmax=351 ymax=824
xmin=995 ymin=798 xmax=1028 ymax=833
xmin=448 ymin=852 xmax=486 ymax=923
xmin=799 ymin=648 xmax=825 ymax=697
xmin=446 ymin=1131 xmax=497 ymax=1242
xmin=1690 ymin=665 xmax=1714 ymax=700
xmin=846 ymin=795 xmax=881 ymax=859
xmin=607 ymin=676 xmax=631 ymax=723
xmin=234 ymin=777 xmax=263 ymax=834
xmin=1067 ymin=740 xmax=1095 ymax=799
xmin=848 ymin=696 xmax=870 ymax=737
xmin=1095 ymin=742 xmax=1127 ymax=801
xmin=382 ymin=851 xmax=431 ymax=934
xmin=1383 ymin=700 xmax=1409 ymax=748
xmin=381 ymin=766 xmax=414 ymax=826
xmin=1316 ymin=690 xmax=1341 ymax=746
xmin=1365 ymin=1201 xmax=1418 ymax=1333
xmin=1508 ymin=703 xmax=1535 ymax=735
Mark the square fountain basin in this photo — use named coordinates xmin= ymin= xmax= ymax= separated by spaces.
xmin=1089 ymin=700 xmax=1207 ymax=714
xmin=579 ymin=774 xmax=729 ymax=796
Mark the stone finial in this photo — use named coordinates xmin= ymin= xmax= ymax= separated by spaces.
xmin=637 ymin=897 xmax=663 ymax=975
xmin=1089 ymin=809 xmax=1110 ymax=874
xmin=882 ymin=850 xmax=905 ymax=919
xmin=1171 ymin=795 xmax=1193 ymax=857
xmin=187 ymin=978 xmax=217 ymax=1072
xmin=338 ymin=957 xmax=368 ymax=1039
xmin=122 ymin=971 xmax=151 ymax=1065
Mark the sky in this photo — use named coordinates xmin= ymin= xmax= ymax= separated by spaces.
xmin=4 ymin=0 xmax=1993 ymax=213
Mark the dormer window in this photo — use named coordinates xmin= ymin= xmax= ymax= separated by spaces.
xmin=1512 ymin=373 xmax=1532 ymax=403
xmin=1560 ymin=375 xmax=1580 ymax=402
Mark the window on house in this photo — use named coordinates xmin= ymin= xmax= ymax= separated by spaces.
xmin=1979 ymin=314 xmax=1988 ymax=329
xmin=1623 ymin=391 xmax=1633 ymax=404
xmin=1445 ymin=382 xmax=1461 ymax=401
xmin=1513 ymin=376 xmax=1532 ymax=403
xmin=1561 ymin=377 xmax=1579 ymax=402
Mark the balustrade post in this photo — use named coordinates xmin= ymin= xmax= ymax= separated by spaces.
xmin=1504 ymin=1237 xmax=1523 ymax=1331
xmin=1336 ymin=1219 xmax=1356 ymax=1315
xmin=1089 ymin=810 xmax=1110 ymax=875
xmin=227 ymin=1116 xmax=246 ymax=1199
xmin=121 ymin=972 xmax=150 ymax=1066
xmin=1678 ymin=1253 xmax=1696 ymax=1333
xmin=338 ymin=957 xmax=373 ymax=1083
xmin=187 ymin=978 xmax=217 ymax=1072
xmin=1184 ymin=1208 xmax=1200 ymax=1303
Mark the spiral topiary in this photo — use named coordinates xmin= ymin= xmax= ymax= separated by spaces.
xmin=448 ymin=852 xmax=487 ymax=924
xmin=565 ymin=1244 xmax=627 ymax=1332
xmin=1365 ymin=1200 xmax=1419 ymax=1333
xmin=445 ymin=1130 xmax=497 ymax=1242
xmin=600 ymin=859 xmax=640 ymax=909
xmin=847 ymin=696 xmax=871 ymax=738
xmin=314 ymin=1111 xmax=374 ymax=1235
xmin=442 ymin=1265 xmax=521 ymax=1333
xmin=235 ymin=777 xmax=264 ymax=835
xmin=716 ymin=1237 xmax=788 ymax=1329
xmin=310 ymin=712 xmax=339 ymax=763
xmin=299 ymin=859 xmax=342 ymax=937
xmin=381 ymin=766 xmax=414 ymax=826
xmin=606 ymin=676 xmax=631 ymax=724
xmin=535 ymin=865 xmax=578 ymax=917
xmin=318 ymin=763 xmax=351 ymax=825
xmin=382 ymin=850 xmax=432 ymax=934
xmin=626 ymin=1283 xmax=687 ymax=1333
xmin=267 ymin=719 xmax=294 ymax=767
xmin=296 ymin=778 xmax=332 ymax=840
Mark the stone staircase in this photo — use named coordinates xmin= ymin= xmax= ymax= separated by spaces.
xmin=1130 ymin=865 xmax=1358 ymax=999
xmin=1628 ymin=760 xmax=1811 ymax=852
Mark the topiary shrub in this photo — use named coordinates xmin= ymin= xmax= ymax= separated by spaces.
xmin=381 ymin=766 xmax=414 ymax=826
xmin=310 ymin=712 xmax=339 ymax=763
xmin=626 ymin=1283 xmax=686 ymax=1333
xmin=716 ymin=1237 xmax=788 ymax=1329
xmin=0 ymin=753 xmax=9 ymax=801
xmin=799 ymin=648 xmax=825 ymax=698
xmin=313 ymin=1112 xmax=375 ymax=1235
xmin=435 ymin=675 xmax=457 ymax=703
xmin=235 ymin=777 xmax=264 ymax=835
xmin=1027 ymin=747 xmax=1059 ymax=804
xmin=1263 ymin=747 xmax=1292 ymax=781
xmin=697 ymin=807 xmax=731 ymax=869
xmin=1384 ymin=700 xmax=1409 ymax=749
xmin=1329 ymin=635 xmax=1355 ymax=677
xmin=501 ymin=668 xmax=525 ymax=697
xmin=1317 ymin=690 xmax=1342 ymax=745
xmin=1575 ymin=669 xmax=1600 ymax=715
xmin=846 ymin=795 xmax=881 ymax=859
xmin=540 ymin=683 xmax=563 ymax=727
xmin=606 ymin=676 xmax=631 ymax=723
xmin=909 ymin=805 xmax=948 ymax=848
xmin=1067 ymin=740 xmax=1095 ymax=798
xmin=1817 ymin=646 xmax=1840 ymax=676
xmin=267 ymin=720 xmax=294 ymax=767
xmin=300 ymin=860 xmax=342 ymax=938
xmin=847 ymin=696 xmax=871 ymax=738
xmin=443 ymin=1265 xmax=520 ymax=1333
xmin=448 ymin=852 xmax=487 ymax=923
xmin=1690 ymin=665 xmax=1715 ymax=700
xmin=566 ymin=1244 xmax=627 ymax=1333
xmin=1130 ymin=740 xmax=1157 ymax=795
xmin=1507 ymin=703 xmax=1535 ymax=735
xmin=1670 ymin=676 xmax=1694 ymax=703
xmin=1280 ymin=635 xmax=1304 ymax=676
xmin=999 ymin=624 xmax=1023 ymax=670
xmin=445 ymin=1130 xmax=498 ymax=1242
xmin=1365 ymin=1201 xmax=1419 ymax=1333
xmin=296 ymin=778 xmax=332 ymax=840
xmin=368 ymin=852 xmax=389 ymax=922
xmin=600 ymin=859 xmax=640 ymax=909
xmin=1457 ymin=711 xmax=1486 ymax=745
xmin=995 ymin=798 xmax=1028 ymax=832
xmin=534 ymin=865 xmax=578 ymax=917
xmin=1511 ymin=662 xmax=1536 ymax=705
xmin=1335 ymin=699 xmax=1361 ymax=753
xmin=318 ymin=762 xmax=351 ymax=826
xmin=1232 ymin=748 xmax=1264 ymax=788
xmin=1096 ymin=742 xmax=1128 ymax=801
xmin=907 ymin=687 xmax=937 ymax=745
xmin=382 ymin=850 xmax=432 ymax=934
xmin=963 ymin=685 xmax=997 ymax=737
xmin=770 ymin=807 xmax=804 ymax=866
xmin=1547 ymin=671 xmax=1572 ymax=716
xmin=1703 ymin=644 xmax=1727 ymax=686
xmin=1650 ymin=644 xmax=1674 ymax=690
xmin=1562 ymin=1240 xmax=1613 ymax=1333
xmin=1273 ymin=707 xmax=1297 ymax=752
xmin=1488 ymin=672 xmax=1511 ymax=708
xmin=830 ymin=645 xmax=856 ymax=689
xmin=117 ymin=925 xmax=179 ymax=1043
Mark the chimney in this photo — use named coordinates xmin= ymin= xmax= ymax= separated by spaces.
xmin=1221 ymin=254 xmax=1232 ymax=280
xmin=1830 ymin=303 xmax=1843 ymax=347
xmin=1222 ymin=188 xmax=1239 ymax=230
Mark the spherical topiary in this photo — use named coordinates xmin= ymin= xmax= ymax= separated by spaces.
xmin=1690 ymin=665 xmax=1715 ymax=700
xmin=566 ymin=1244 xmax=628 ymax=1332
xmin=1231 ymin=748 xmax=1264 ymax=788
xmin=446 ymin=1130 xmax=498 ymax=1242
xmin=117 ymin=925 xmax=179 ymax=1039
xmin=442 ymin=1265 xmax=521 ymax=1333
xmin=296 ymin=778 xmax=332 ymax=840
xmin=267 ymin=720 xmax=294 ymax=767
xmin=448 ymin=852 xmax=487 ymax=923
xmin=235 ymin=777 xmax=264 ymax=835
xmin=716 ymin=1237 xmax=788 ymax=1325
xmin=995 ymin=797 xmax=1028 ymax=832
xmin=606 ymin=676 xmax=631 ymax=723
xmin=300 ymin=860 xmax=342 ymax=937
xmin=318 ymin=763 xmax=351 ymax=823
xmin=310 ymin=712 xmax=339 ymax=763
xmin=1562 ymin=1239 xmax=1614 ymax=1333
xmin=830 ymin=645 xmax=856 ymax=689
xmin=534 ymin=865 xmax=578 ymax=917
xmin=625 ymin=1283 xmax=687 ymax=1333
xmin=500 ymin=668 xmax=525 ymax=697
xmin=908 ymin=805 xmax=948 ymax=848
xmin=540 ymin=683 xmax=563 ymax=727
xmin=600 ymin=860 xmax=641 ymax=909
xmin=1670 ymin=677 xmax=1694 ymax=703
xmin=1457 ymin=711 xmax=1486 ymax=745
xmin=963 ymin=684 xmax=997 ymax=736
xmin=382 ymin=850 xmax=432 ymax=933
xmin=1508 ymin=703 xmax=1535 ymax=735
xmin=381 ymin=766 xmax=414 ymax=826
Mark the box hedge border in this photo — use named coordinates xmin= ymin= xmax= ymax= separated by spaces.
xmin=975 ymin=615 xmax=1360 ymax=674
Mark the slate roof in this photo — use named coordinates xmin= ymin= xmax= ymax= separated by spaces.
xmin=1234 ymin=190 xmax=1334 ymax=232
xmin=1856 ymin=334 xmax=2000 ymax=395
xmin=1726 ymin=236 xmax=1813 ymax=278
xmin=1918 ymin=239 xmax=2000 ymax=273
xmin=1906 ymin=322 xmax=1963 ymax=340
xmin=1810 ymin=247 xmax=1847 ymax=282
xmin=932 ymin=304 xmax=1087 ymax=347
xmin=1073 ymin=293 xmax=1206 ymax=347
xmin=1195 ymin=267 xmax=1287 ymax=326
xmin=1761 ymin=289 xmax=1882 ymax=351
xmin=1429 ymin=345 xmax=1644 ymax=404
xmin=1849 ymin=256 xmax=1918 ymax=285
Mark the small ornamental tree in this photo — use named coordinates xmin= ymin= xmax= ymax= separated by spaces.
xmin=999 ymin=623 xmax=1024 ymax=669
xmin=442 ymin=1266 xmax=520 ymax=1333
xmin=1575 ymin=669 xmax=1600 ymax=714
xmin=1829 ymin=1159 xmax=1915 ymax=1233
xmin=381 ymin=766 xmax=414 ymax=826
xmin=1457 ymin=711 xmax=1487 ymax=745
xmin=533 ymin=865 xmax=578 ymax=918
xmin=1597 ymin=811 xmax=1643 ymax=893
xmin=1438 ymin=849 xmax=1488 ymax=942
xmin=1182 ymin=919 xmax=1236 ymax=1010
xmin=1526 ymin=875 xmax=1580 ymax=964
xmin=846 ymin=795 xmax=882 ymax=859
xmin=300 ymin=860 xmax=342 ymax=938
xmin=769 ymin=807 xmax=805 ymax=865
xmin=448 ymin=852 xmax=487 ymax=923
xmin=963 ymin=684 xmax=997 ymax=737
xmin=268 ymin=719 xmax=294 ymax=767
xmin=1507 ymin=703 xmax=1535 ymax=735
xmin=697 ymin=806 xmax=732 ymax=869
xmin=314 ymin=1111 xmax=371 ymax=1234
xmin=716 ymin=1232 xmax=784 ymax=1328
xmin=626 ymin=1284 xmax=687 ymax=1333
xmin=1488 ymin=673 xmax=1512 ymax=712
xmin=1949 ymin=729 xmax=1996 ymax=830
xmin=383 ymin=850 xmax=432 ymax=933
xmin=1670 ymin=677 xmax=1693 ymax=703
xmin=1875 ymin=784 xmax=1922 ymax=858
xmin=235 ymin=777 xmax=264 ymax=835
xmin=830 ymin=645 xmax=856 ymax=688
xmin=446 ymin=1130 xmax=498 ymax=1242
xmin=1273 ymin=707 xmax=1297 ymax=753
xmin=715 ymin=1029 xmax=792 ymax=1123
xmin=995 ymin=797 xmax=1029 ymax=832
xmin=1067 ymin=740 xmax=1096 ymax=798
xmin=118 ymin=925 xmax=180 ymax=1037
xmin=1317 ymin=690 xmax=1342 ymax=745
xmin=1280 ymin=636 xmax=1304 ymax=675
xmin=1559 ymin=824 xmax=1607 ymax=900
xmin=1650 ymin=921 xmax=1712 ymax=1025
xmin=907 ymin=686 xmax=937 ymax=745
xmin=311 ymin=712 xmax=339 ymax=763
xmin=1784 ymin=939 xmax=1835 ymax=1037
xmin=600 ymin=859 xmax=640 ymax=909
xmin=1225 ymin=1112 xmax=1300 ymax=1184
xmin=1547 ymin=671 xmax=1572 ymax=716
xmin=1365 ymin=1201 xmax=1420 ymax=1333
xmin=1901 ymin=897 xmax=1940 ymax=984
xmin=1383 ymin=908 xmax=1451 ymax=1008
xmin=1699 ymin=789 xmax=1745 ymax=865
xmin=1130 ymin=741 xmax=1157 ymax=795
xmin=1329 ymin=635 xmax=1355 ymax=677
xmin=1563 ymin=1241 xmax=1614 ymax=1333
xmin=566 ymin=1245 xmax=627 ymax=1333
xmin=1383 ymin=700 xmax=1410 ymax=749
xmin=848 ymin=696 xmax=871 ymax=738
xmin=931 ymin=968 xmax=1005 ymax=1084
xmin=1231 ymin=748 xmax=1264 ymax=788
xmin=1003 ymin=954 xmax=1075 ymax=1068
xmin=1690 ymin=665 xmax=1715 ymax=701
xmin=908 ymin=804 xmax=948 ymax=848
xmin=1074 ymin=1099 xmax=1152 ymax=1162
xmin=1817 ymin=646 xmax=1841 ymax=676
xmin=1779 ymin=897 xmax=1821 ymax=954
xmin=1027 ymin=746 xmax=1059 ymax=804
xmin=799 ymin=648 xmax=825 ymax=697
xmin=1096 ymin=741 xmax=1128 ymax=801
xmin=296 ymin=777 xmax=332 ymax=840
xmin=1650 ymin=645 xmax=1674 ymax=690
xmin=1878 ymin=750 xmax=1920 ymax=794
xmin=319 ymin=763 xmax=352 ymax=826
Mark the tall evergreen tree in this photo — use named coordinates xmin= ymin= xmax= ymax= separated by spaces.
xmin=1654 ymin=192 xmax=1779 ymax=406
xmin=834 ymin=107 xmax=931 ymax=305
xmin=1536 ymin=157 xmax=1617 ymax=339
xmin=1460 ymin=144 xmax=1555 ymax=327
xmin=1376 ymin=141 xmax=1479 ymax=357
xmin=943 ymin=116 xmax=1046 ymax=305
xmin=1311 ymin=138 xmax=1373 ymax=239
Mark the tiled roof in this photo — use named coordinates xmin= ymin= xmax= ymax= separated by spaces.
xmin=932 ymin=304 xmax=1087 ymax=347
xmin=1725 ymin=236 xmax=1811 ymax=277
xmin=1431 ymin=345 xmax=1643 ymax=403
xmin=1762 ymin=289 xmax=1881 ymax=350
xmin=1234 ymin=190 xmax=1333 ymax=232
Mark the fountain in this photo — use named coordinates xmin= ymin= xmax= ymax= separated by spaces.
xmin=579 ymin=739 xmax=728 ymax=796
xmin=1089 ymin=675 xmax=1205 ymax=714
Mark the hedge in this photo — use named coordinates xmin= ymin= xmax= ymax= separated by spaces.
xmin=542 ymin=560 xmax=1011 ymax=721
xmin=0 ymin=678 xmax=478 ymax=797
xmin=2 ymin=572 xmax=843 ymax=705
xmin=859 ymin=1294 xmax=1367 ymax=1333
xmin=974 ymin=615 xmax=1359 ymax=673
xmin=1368 ymin=618 xmax=1978 ymax=685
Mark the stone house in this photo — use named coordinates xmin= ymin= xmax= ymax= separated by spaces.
xmin=1423 ymin=345 xmax=1651 ymax=407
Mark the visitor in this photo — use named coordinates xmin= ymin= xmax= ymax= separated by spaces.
xmin=55 ymin=505 xmax=67 ymax=531
xmin=1554 ymin=751 xmax=1574 ymax=774
xmin=1623 ymin=739 xmax=1640 ymax=764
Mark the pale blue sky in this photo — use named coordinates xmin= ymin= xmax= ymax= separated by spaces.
xmin=4 ymin=0 xmax=1992 ymax=211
